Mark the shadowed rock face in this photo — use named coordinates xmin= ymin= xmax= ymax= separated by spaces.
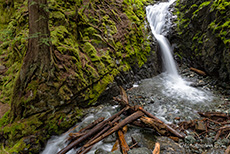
xmin=171 ymin=0 xmax=230 ymax=83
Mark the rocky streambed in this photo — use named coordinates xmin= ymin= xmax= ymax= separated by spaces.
xmin=124 ymin=65 xmax=230 ymax=154
xmin=41 ymin=65 xmax=230 ymax=154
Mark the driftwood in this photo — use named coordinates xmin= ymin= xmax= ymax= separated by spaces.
xmin=58 ymin=86 xmax=230 ymax=154
xmin=58 ymin=107 xmax=129 ymax=154
xmin=118 ymin=86 xmax=185 ymax=139
xmin=139 ymin=107 xmax=185 ymax=138
xmin=118 ymin=129 xmax=129 ymax=154
xmin=130 ymin=137 xmax=138 ymax=149
xmin=111 ymin=125 xmax=129 ymax=152
xmin=190 ymin=67 xmax=206 ymax=76
xmin=198 ymin=111 xmax=229 ymax=121
xmin=68 ymin=117 xmax=105 ymax=140
xmin=152 ymin=142 xmax=160 ymax=154
xmin=77 ymin=116 xmax=121 ymax=154
xmin=83 ymin=111 xmax=145 ymax=148
xmin=111 ymin=140 xmax=120 ymax=152
xmin=215 ymin=126 xmax=230 ymax=141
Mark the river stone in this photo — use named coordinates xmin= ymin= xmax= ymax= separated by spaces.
xmin=95 ymin=148 xmax=112 ymax=154
xmin=109 ymin=150 xmax=122 ymax=154
xmin=130 ymin=129 xmax=156 ymax=149
xmin=103 ymin=132 xmax=116 ymax=143
xmin=185 ymin=135 xmax=196 ymax=144
xmin=156 ymin=136 xmax=186 ymax=154
xmin=127 ymin=147 xmax=152 ymax=154
xmin=195 ymin=121 xmax=206 ymax=131
xmin=0 ymin=65 xmax=5 ymax=70
xmin=204 ymin=149 xmax=225 ymax=154
xmin=202 ymin=137 xmax=214 ymax=145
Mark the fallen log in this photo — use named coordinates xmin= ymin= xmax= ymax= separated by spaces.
xmin=139 ymin=107 xmax=185 ymax=138
xmin=68 ymin=117 xmax=104 ymax=140
xmin=111 ymin=140 xmax=120 ymax=152
xmin=131 ymin=120 xmax=151 ymax=128
xmin=77 ymin=116 xmax=121 ymax=154
xmin=120 ymin=86 xmax=129 ymax=105
xmin=152 ymin=142 xmax=160 ymax=154
xmin=111 ymin=126 xmax=128 ymax=152
xmin=117 ymin=87 xmax=185 ymax=139
xmin=68 ymin=132 xmax=86 ymax=141
xmin=58 ymin=107 xmax=129 ymax=154
xmin=79 ymin=117 xmax=105 ymax=132
xmin=140 ymin=116 xmax=167 ymax=135
xmin=118 ymin=129 xmax=129 ymax=154
xmin=198 ymin=111 xmax=229 ymax=120
xmin=215 ymin=126 xmax=230 ymax=141
xmin=190 ymin=67 xmax=206 ymax=76
xmin=83 ymin=111 xmax=145 ymax=149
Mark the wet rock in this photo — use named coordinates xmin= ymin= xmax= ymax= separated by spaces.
xmin=195 ymin=121 xmax=206 ymax=132
xmin=95 ymin=148 xmax=109 ymax=154
xmin=0 ymin=65 xmax=5 ymax=70
xmin=185 ymin=135 xmax=196 ymax=144
xmin=129 ymin=129 xmax=156 ymax=149
xmin=172 ymin=0 xmax=230 ymax=82
xmin=202 ymin=137 xmax=214 ymax=145
xmin=103 ymin=133 xmax=117 ymax=143
xmin=204 ymin=149 xmax=225 ymax=154
xmin=156 ymin=136 xmax=186 ymax=154
xmin=128 ymin=147 xmax=152 ymax=154
xmin=214 ymin=138 xmax=230 ymax=148
xmin=109 ymin=150 xmax=122 ymax=154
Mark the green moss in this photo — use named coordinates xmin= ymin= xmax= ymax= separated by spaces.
xmin=0 ymin=111 xmax=10 ymax=127
xmin=2 ymin=138 xmax=29 ymax=153
xmin=87 ymin=69 xmax=119 ymax=105
xmin=0 ymin=0 xmax=154 ymax=152
xmin=192 ymin=1 xmax=211 ymax=18
xmin=58 ymin=85 xmax=73 ymax=101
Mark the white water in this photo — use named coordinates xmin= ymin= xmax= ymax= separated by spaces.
xmin=41 ymin=105 xmax=119 ymax=154
xmin=146 ymin=0 xmax=213 ymax=102
xmin=146 ymin=0 xmax=178 ymax=77
xmin=42 ymin=1 xmax=215 ymax=153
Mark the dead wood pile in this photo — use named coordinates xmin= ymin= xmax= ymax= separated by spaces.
xmin=57 ymin=87 xmax=230 ymax=154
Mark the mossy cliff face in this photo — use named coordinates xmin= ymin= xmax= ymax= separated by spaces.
xmin=172 ymin=0 xmax=230 ymax=82
xmin=0 ymin=0 xmax=157 ymax=153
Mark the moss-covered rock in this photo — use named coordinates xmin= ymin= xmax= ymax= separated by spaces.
xmin=0 ymin=0 xmax=157 ymax=153
xmin=173 ymin=0 xmax=230 ymax=82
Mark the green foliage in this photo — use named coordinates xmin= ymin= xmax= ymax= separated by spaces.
xmin=0 ymin=0 xmax=154 ymax=152
xmin=0 ymin=0 xmax=28 ymax=104
xmin=0 ymin=111 xmax=10 ymax=128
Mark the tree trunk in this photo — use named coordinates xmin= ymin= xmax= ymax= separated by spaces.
xmin=9 ymin=0 xmax=51 ymax=121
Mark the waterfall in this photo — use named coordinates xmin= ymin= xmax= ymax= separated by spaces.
xmin=146 ymin=0 xmax=178 ymax=77
xmin=146 ymin=0 xmax=213 ymax=103
xmin=41 ymin=1 xmax=215 ymax=153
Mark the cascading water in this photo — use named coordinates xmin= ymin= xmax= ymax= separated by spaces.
xmin=146 ymin=0 xmax=213 ymax=103
xmin=146 ymin=0 xmax=178 ymax=77
xmin=41 ymin=1 xmax=218 ymax=153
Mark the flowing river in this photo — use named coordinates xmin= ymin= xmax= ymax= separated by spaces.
xmin=41 ymin=0 xmax=225 ymax=153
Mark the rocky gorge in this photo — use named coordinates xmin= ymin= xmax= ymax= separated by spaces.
xmin=0 ymin=0 xmax=229 ymax=153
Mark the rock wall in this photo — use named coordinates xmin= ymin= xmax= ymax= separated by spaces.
xmin=0 ymin=0 xmax=159 ymax=153
xmin=172 ymin=0 xmax=230 ymax=82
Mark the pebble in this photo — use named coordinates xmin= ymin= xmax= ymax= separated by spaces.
xmin=128 ymin=147 xmax=152 ymax=154
xmin=0 ymin=65 xmax=5 ymax=70
xmin=185 ymin=135 xmax=196 ymax=144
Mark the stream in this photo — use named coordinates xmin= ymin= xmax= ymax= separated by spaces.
xmin=41 ymin=0 xmax=229 ymax=153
